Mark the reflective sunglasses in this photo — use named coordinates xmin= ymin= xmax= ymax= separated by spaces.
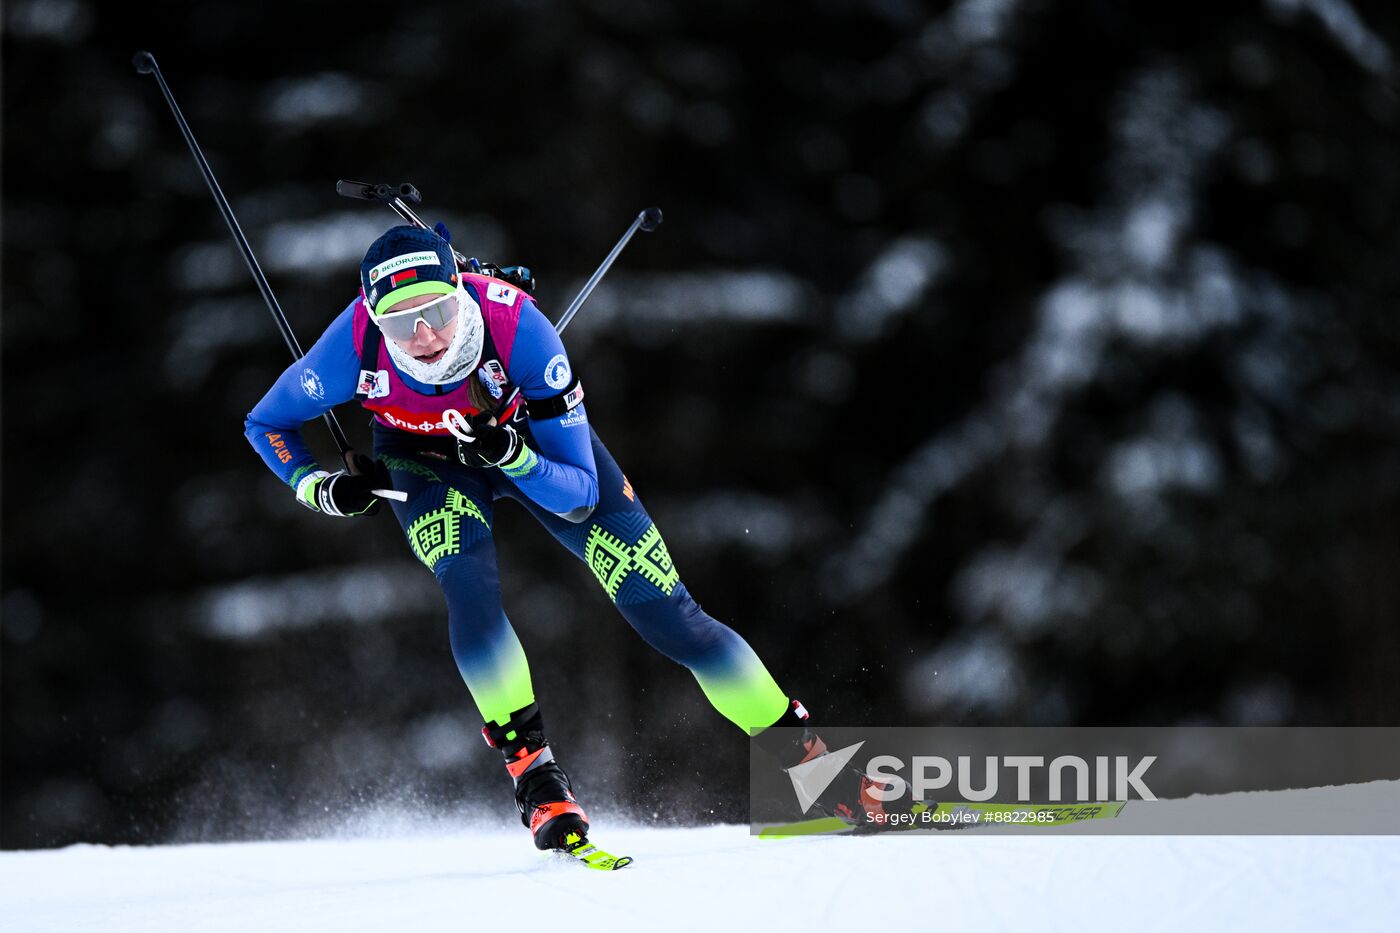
xmin=373 ymin=290 xmax=461 ymax=342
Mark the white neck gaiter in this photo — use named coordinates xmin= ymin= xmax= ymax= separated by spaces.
xmin=382 ymin=285 xmax=485 ymax=386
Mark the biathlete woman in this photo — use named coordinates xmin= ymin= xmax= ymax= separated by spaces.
xmin=244 ymin=224 xmax=868 ymax=853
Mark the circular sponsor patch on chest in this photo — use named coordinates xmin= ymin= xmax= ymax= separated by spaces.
xmin=544 ymin=353 xmax=571 ymax=390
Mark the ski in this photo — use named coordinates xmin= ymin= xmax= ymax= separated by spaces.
xmin=758 ymin=801 xmax=1128 ymax=838
xmin=758 ymin=816 xmax=855 ymax=838
xmin=554 ymin=831 xmax=634 ymax=871
xmin=758 ymin=801 xmax=932 ymax=838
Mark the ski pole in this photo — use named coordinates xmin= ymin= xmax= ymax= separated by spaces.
xmin=553 ymin=207 xmax=663 ymax=336
xmin=133 ymin=51 xmax=404 ymax=501
xmin=488 ymin=206 xmax=662 ymax=421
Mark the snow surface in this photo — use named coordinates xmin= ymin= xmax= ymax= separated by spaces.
xmin=4 ymin=823 xmax=1399 ymax=932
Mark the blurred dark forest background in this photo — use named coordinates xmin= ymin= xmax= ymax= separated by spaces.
xmin=4 ymin=0 xmax=1400 ymax=849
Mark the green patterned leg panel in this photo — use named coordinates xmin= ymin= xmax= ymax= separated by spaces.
xmin=584 ymin=515 xmax=680 ymax=605
xmin=407 ymin=488 xmax=490 ymax=571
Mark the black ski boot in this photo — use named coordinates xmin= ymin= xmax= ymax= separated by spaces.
xmin=753 ymin=699 xmax=908 ymax=829
xmin=482 ymin=702 xmax=589 ymax=850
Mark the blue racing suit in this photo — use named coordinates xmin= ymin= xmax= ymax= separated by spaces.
xmin=245 ymin=277 xmax=790 ymax=733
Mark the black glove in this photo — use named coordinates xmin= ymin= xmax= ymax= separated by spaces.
xmin=454 ymin=411 xmax=526 ymax=469
xmin=294 ymin=453 xmax=393 ymax=517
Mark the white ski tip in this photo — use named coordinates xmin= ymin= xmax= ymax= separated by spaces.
xmin=372 ymin=488 xmax=408 ymax=501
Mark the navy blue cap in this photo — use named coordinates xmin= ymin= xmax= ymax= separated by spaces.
xmin=360 ymin=225 xmax=459 ymax=316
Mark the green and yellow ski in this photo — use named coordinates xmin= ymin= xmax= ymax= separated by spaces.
xmin=555 ymin=831 xmax=634 ymax=870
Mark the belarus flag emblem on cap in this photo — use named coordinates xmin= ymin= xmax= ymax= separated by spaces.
xmin=391 ymin=269 xmax=417 ymax=286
